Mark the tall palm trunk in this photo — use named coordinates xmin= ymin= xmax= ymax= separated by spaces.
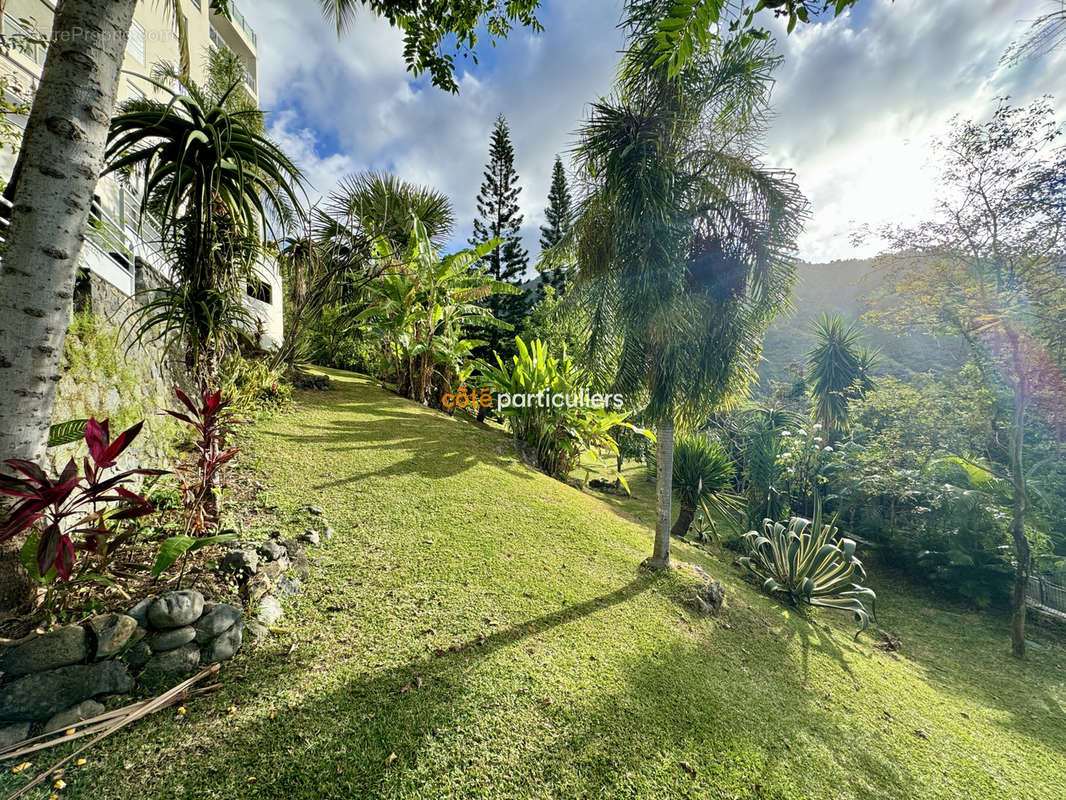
xmin=646 ymin=418 xmax=675 ymax=570
xmin=0 ymin=0 xmax=138 ymax=613
xmin=1008 ymin=382 xmax=1030 ymax=658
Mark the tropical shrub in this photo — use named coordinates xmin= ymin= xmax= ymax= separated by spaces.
xmin=738 ymin=509 xmax=876 ymax=636
xmin=164 ymin=387 xmax=240 ymax=534
xmin=477 ymin=337 xmax=647 ymax=483
xmin=218 ymin=354 xmax=292 ymax=416
xmin=0 ymin=419 xmax=162 ymax=582
xmin=670 ymin=435 xmax=740 ymax=539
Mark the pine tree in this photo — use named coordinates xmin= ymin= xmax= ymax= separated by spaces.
xmin=538 ymin=155 xmax=573 ymax=297
xmin=469 ymin=114 xmax=529 ymax=351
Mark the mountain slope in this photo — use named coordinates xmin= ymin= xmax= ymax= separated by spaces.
xmin=13 ymin=370 xmax=1064 ymax=800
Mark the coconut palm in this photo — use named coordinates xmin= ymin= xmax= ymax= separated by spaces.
xmin=563 ymin=1 xmax=807 ymax=569
xmin=104 ymin=77 xmax=304 ymax=389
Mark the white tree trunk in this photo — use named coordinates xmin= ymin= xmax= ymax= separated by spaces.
xmin=0 ymin=0 xmax=138 ymax=612
xmin=646 ymin=418 xmax=675 ymax=570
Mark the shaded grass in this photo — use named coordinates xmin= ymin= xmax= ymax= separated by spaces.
xmin=5 ymin=368 xmax=1064 ymax=799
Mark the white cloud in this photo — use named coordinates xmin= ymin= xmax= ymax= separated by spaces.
xmin=244 ymin=0 xmax=1064 ymax=266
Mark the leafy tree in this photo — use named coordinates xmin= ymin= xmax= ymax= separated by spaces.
xmin=872 ymin=99 xmax=1066 ymax=657
xmin=470 ymin=114 xmax=530 ymax=343
xmin=567 ymin=1 xmax=806 ymax=570
xmin=537 ymin=156 xmax=573 ymax=296
xmin=1003 ymin=4 xmax=1066 ymax=64
xmin=807 ymin=314 xmax=878 ymax=437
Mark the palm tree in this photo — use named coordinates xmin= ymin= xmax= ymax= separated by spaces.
xmin=670 ymin=435 xmax=739 ymax=539
xmin=566 ymin=1 xmax=807 ymax=570
xmin=807 ymin=314 xmax=879 ymax=437
xmin=104 ymin=77 xmax=304 ymax=389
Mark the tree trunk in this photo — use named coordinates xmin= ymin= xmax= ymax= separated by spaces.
xmin=670 ymin=505 xmax=695 ymax=539
xmin=0 ymin=0 xmax=138 ymax=613
xmin=645 ymin=419 xmax=674 ymax=570
xmin=1008 ymin=387 xmax=1030 ymax=658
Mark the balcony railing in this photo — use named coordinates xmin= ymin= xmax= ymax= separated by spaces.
xmin=209 ymin=25 xmax=256 ymax=92
xmin=229 ymin=2 xmax=258 ymax=48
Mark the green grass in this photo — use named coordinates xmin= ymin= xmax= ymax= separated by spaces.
xmin=7 ymin=368 xmax=1065 ymax=799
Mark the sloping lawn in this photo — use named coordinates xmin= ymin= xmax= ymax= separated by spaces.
xmin=6 ymin=368 xmax=1064 ymax=799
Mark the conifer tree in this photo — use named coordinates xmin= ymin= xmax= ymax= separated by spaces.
xmin=470 ymin=114 xmax=529 ymax=347
xmin=538 ymin=155 xmax=573 ymax=296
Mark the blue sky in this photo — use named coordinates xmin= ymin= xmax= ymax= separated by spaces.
xmin=242 ymin=0 xmax=1065 ymax=265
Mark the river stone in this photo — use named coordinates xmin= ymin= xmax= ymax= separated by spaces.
xmin=221 ymin=548 xmax=259 ymax=577
xmin=124 ymin=640 xmax=152 ymax=671
xmin=88 ymin=614 xmax=139 ymax=660
xmin=150 ymin=626 xmax=196 ymax=652
xmin=244 ymin=620 xmax=270 ymax=642
xmin=274 ymin=575 xmax=302 ymax=598
xmin=244 ymin=572 xmax=273 ymax=603
xmin=194 ymin=604 xmax=241 ymax=643
xmin=256 ymin=595 xmax=283 ymax=626
xmin=141 ymin=644 xmax=200 ymax=682
xmin=127 ymin=598 xmax=154 ymax=628
xmin=258 ymin=541 xmax=286 ymax=562
xmin=44 ymin=699 xmax=105 ymax=733
xmin=201 ymin=621 xmax=243 ymax=664
xmin=299 ymin=529 xmax=320 ymax=546
xmin=260 ymin=561 xmax=282 ymax=580
xmin=0 ymin=661 xmax=132 ymax=722
xmin=0 ymin=626 xmax=89 ymax=677
xmin=0 ymin=723 xmax=30 ymax=749
xmin=324 ymin=526 xmax=335 ymax=541
xmin=147 ymin=591 xmax=204 ymax=629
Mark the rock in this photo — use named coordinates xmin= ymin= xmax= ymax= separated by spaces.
xmin=0 ymin=626 xmax=89 ymax=677
xmin=201 ymin=621 xmax=243 ymax=664
xmin=0 ymin=661 xmax=132 ymax=722
xmin=124 ymin=640 xmax=152 ymax=671
xmin=280 ymin=539 xmax=303 ymax=558
xmin=0 ymin=723 xmax=30 ymax=749
xmin=256 ymin=595 xmax=283 ymax=626
xmin=127 ymin=597 xmax=155 ymax=628
xmin=44 ymin=699 xmax=105 ymax=733
xmin=147 ymin=591 xmax=204 ymax=630
xmin=307 ymin=505 xmax=324 ymax=516
xmin=693 ymin=579 xmax=725 ymax=616
xmin=220 ymin=548 xmax=259 ymax=578
xmin=87 ymin=614 xmax=139 ymax=660
xmin=324 ymin=526 xmax=335 ymax=541
xmin=258 ymin=541 xmax=287 ymax=562
xmin=244 ymin=572 xmax=273 ymax=603
xmin=299 ymin=529 xmax=320 ymax=546
xmin=274 ymin=575 xmax=302 ymax=598
xmin=150 ymin=626 xmax=197 ymax=652
xmin=141 ymin=644 xmax=200 ymax=682
xmin=194 ymin=604 xmax=241 ymax=643
xmin=265 ymin=528 xmax=283 ymax=540
xmin=261 ymin=561 xmax=282 ymax=580
xmin=291 ymin=551 xmax=311 ymax=581
xmin=275 ymin=553 xmax=291 ymax=572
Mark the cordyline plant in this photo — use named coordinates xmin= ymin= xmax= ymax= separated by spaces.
xmin=738 ymin=502 xmax=876 ymax=637
xmin=0 ymin=419 xmax=162 ymax=581
xmin=165 ymin=387 xmax=239 ymax=535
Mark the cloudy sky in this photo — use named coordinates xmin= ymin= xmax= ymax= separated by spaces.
xmin=242 ymin=0 xmax=1065 ymax=265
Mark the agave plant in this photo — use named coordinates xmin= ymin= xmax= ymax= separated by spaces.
xmin=738 ymin=507 xmax=876 ymax=636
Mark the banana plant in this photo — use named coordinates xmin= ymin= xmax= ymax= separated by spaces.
xmin=738 ymin=501 xmax=876 ymax=637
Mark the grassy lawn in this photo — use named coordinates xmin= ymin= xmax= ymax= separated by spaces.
xmin=6 ymin=368 xmax=1064 ymax=799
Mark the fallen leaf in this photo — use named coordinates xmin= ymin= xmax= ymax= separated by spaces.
xmin=75 ymin=759 xmax=87 ymax=767
xmin=12 ymin=762 xmax=31 ymax=774
xmin=386 ymin=752 xmax=398 ymax=767
xmin=680 ymin=761 xmax=697 ymax=777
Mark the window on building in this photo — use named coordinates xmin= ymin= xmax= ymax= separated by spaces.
xmin=127 ymin=20 xmax=146 ymax=64
xmin=191 ymin=0 xmax=202 ymax=9
xmin=247 ymin=278 xmax=272 ymax=304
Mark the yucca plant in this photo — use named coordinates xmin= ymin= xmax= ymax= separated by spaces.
xmin=738 ymin=503 xmax=876 ymax=636
xmin=670 ymin=435 xmax=741 ymax=540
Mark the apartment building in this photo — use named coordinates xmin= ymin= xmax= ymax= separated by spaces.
xmin=0 ymin=0 xmax=283 ymax=348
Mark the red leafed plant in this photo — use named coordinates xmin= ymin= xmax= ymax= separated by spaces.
xmin=0 ymin=419 xmax=164 ymax=580
xmin=164 ymin=387 xmax=239 ymax=534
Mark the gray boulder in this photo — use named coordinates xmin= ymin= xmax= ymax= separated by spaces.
xmin=324 ymin=526 xmax=335 ymax=541
xmin=257 ymin=541 xmax=287 ymax=562
xmin=88 ymin=614 xmax=139 ymax=659
xmin=244 ymin=620 xmax=270 ymax=642
xmin=0 ymin=723 xmax=30 ymax=749
xmin=141 ymin=644 xmax=200 ymax=682
xmin=147 ymin=591 xmax=204 ymax=629
xmin=124 ymin=640 xmax=152 ymax=671
xmin=256 ymin=595 xmax=283 ymax=626
xmin=220 ymin=548 xmax=259 ymax=578
xmin=280 ymin=539 xmax=304 ymax=559
xmin=194 ymin=604 xmax=241 ymax=643
xmin=201 ymin=621 xmax=243 ymax=664
xmin=307 ymin=505 xmax=324 ymax=516
xmin=0 ymin=625 xmax=89 ymax=677
xmin=0 ymin=661 xmax=132 ymax=722
xmin=127 ymin=597 xmax=155 ymax=628
xmin=274 ymin=575 xmax=302 ymax=598
xmin=150 ymin=626 xmax=197 ymax=652
xmin=244 ymin=572 xmax=273 ymax=603
xmin=44 ymin=699 xmax=105 ymax=733
xmin=299 ymin=529 xmax=320 ymax=546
